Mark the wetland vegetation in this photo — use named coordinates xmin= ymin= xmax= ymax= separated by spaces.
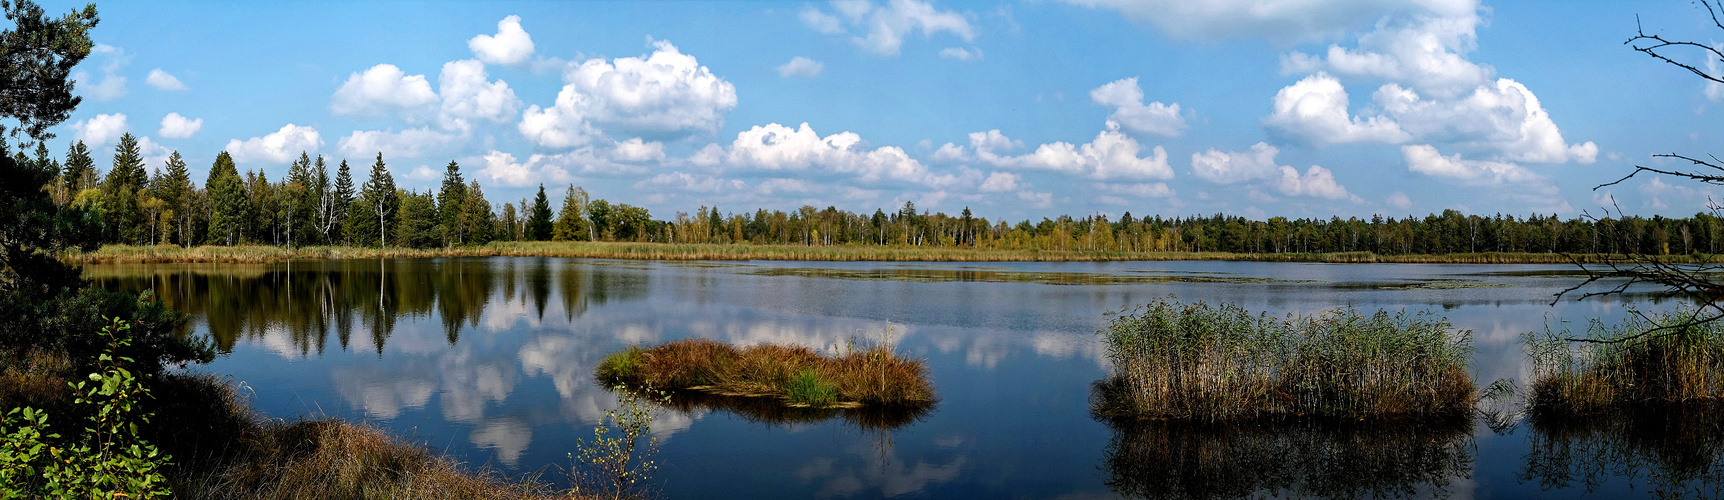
xmin=595 ymin=338 xmax=936 ymax=409
xmin=1092 ymin=299 xmax=1474 ymax=422
xmin=1526 ymin=309 xmax=1724 ymax=415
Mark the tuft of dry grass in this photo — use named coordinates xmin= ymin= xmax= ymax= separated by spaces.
xmin=1092 ymin=299 xmax=1475 ymax=422
xmin=1526 ymin=309 xmax=1724 ymax=416
xmin=596 ymin=338 xmax=936 ymax=408
xmin=64 ymin=242 xmax=1660 ymax=265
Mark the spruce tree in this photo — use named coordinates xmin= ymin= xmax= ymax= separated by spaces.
xmin=159 ymin=151 xmax=192 ymax=247
xmin=437 ymin=160 xmax=466 ymax=245
xmin=102 ymin=133 xmax=144 ymax=243
xmin=361 ymin=153 xmax=397 ymax=247
xmin=332 ymin=159 xmax=354 ymax=244
xmin=527 ymin=184 xmax=553 ymax=241
xmin=206 ymin=151 xmax=247 ymax=245
xmin=461 ymin=179 xmax=493 ymax=245
xmin=61 ymin=140 xmax=92 ymax=194
xmin=552 ymin=185 xmax=587 ymax=241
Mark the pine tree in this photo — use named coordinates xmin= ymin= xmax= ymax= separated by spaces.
xmin=283 ymin=152 xmax=314 ymax=249
xmin=526 ymin=184 xmax=553 ymax=241
xmin=160 ymin=151 xmax=193 ymax=247
xmin=437 ymin=160 xmax=466 ymax=246
xmin=61 ymin=140 xmax=92 ymax=195
xmin=207 ymin=151 xmax=248 ymax=245
xmin=361 ymin=153 xmax=397 ymax=247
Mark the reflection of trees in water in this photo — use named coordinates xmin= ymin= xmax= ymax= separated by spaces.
xmin=88 ymin=258 xmax=650 ymax=355
xmin=1099 ymin=417 xmax=1473 ymax=500
xmin=1522 ymin=406 xmax=1724 ymax=498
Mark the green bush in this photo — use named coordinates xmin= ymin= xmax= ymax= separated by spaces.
xmin=0 ymin=318 xmax=172 ymax=499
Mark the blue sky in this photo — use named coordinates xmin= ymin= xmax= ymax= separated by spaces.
xmin=36 ymin=0 xmax=1724 ymax=221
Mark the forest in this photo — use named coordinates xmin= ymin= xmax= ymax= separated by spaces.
xmin=33 ymin=135 xmax=1721 ymax=257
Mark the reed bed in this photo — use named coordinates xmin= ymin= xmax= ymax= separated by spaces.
xmin=1092 ymin=299 xmax=1474 ymax=422
xmin=66 ymin=243 xmax=1659 ymax=264
xmin=1527 ymin=309 xmax=1724 ymax=415
xmin=595 ymin=338 xmax=936 ymax=408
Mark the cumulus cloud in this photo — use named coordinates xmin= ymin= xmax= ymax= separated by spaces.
xmin=1058 ymin=0 xmax=1477 ymax=44
xmin=74 ymin=43 xmax=128 ymax=101
xmin=971 ymin=127 xmax=1174 ymax=181
xmin=801 ymin=0 xmax=976 ymax=56
xmin=469 ymin=15 xmax=535 ymax=65
xmin=1189 ymin=142 xmax=1281 ymax=184
xmin=158 ymin=112 xmax=202 ymax=139
xmin=978 ymin=171 xmax=1019 ymax=192
xmin=1377 ymin=78 xmax=1597 ymax=164
xmin=144 ymin=69 xmax=186 ymax=91
xmin=439 ymin=59 xmax=521 ymax=129
xmin=1264 ymin=73 xmax=1407 ymax=145
xmin=475 ymin=150 xmax=569 ymax=187
xmin=1275 ymin=165 xmax=1356 ymax=200
xmin=1400 ymin=143 xmax=1537 ymax=185
xmin=725 ymin=122 xmax=967 ymax=186
xmin=331 ymin=64 xmax=438 ymax=118
xmin=520 ymin=40 xmax=737 ymax=148
xmin=612 ymin=138 xmax=666 ymax=163
xmin=71 ymin=113 xmax=127 ymax=147
xmin=777 ymin=56 xmax=825 ymax=78
xmin=1090 ymin=77 xmax=1186 ymax=137
xmin=225 ymin=124 xmax=322 ymax=164
xmin=635 ymin=172 xmax=747 ymax=193
xmin=1288 ymin=14 xmax=1490 ymax=97
xmin=337 ymin=127 xmax=462 ymax=159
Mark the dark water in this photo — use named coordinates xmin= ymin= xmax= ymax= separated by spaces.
xmin=86 ymin=258 xmax=1723 ymax=499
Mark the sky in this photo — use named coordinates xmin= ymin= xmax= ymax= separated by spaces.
xmin=31 ymin=0 xmax=1724 ymax=222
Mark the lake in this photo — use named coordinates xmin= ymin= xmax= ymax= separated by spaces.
xmin=88 ymin=258 xmax=1711 ymax=499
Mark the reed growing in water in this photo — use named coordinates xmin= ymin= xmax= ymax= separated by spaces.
xmin=1092 ymin=299 xmax=1474 ymax=422
xmin=1526 ymin=309 xmax=1724 ymax=415
xmin=595 ymin=338 xmax=936 ymax=408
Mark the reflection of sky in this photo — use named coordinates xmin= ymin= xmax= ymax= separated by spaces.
xmin=111 ymin=259 xmax=1684 ymax=498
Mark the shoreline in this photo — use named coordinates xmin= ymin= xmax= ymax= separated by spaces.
xmin=64 ymin=242 xmax=1693 ymax=265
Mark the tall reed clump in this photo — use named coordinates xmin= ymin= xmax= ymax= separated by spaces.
xmin=595 ymin=338 xmax=936 ymax=409
xmin=1092 ymin=299 xmax=1474 ymax=422
xmin=1526 ymin=309 xmax=1724 ymax=415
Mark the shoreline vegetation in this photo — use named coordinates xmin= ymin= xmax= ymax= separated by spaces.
xmin=1526 ymin=309 xmax=1724 ymax=416
xmin=595 ymin=338 xmax=936 ymax=409
xmin=65 ymin=242 xmax=1694 ymax=265
xmin=1092 ymin=300 xmax=1474 ymax=422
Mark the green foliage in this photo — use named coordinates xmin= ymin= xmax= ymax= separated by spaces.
xmin=526 ymin=184 xmax=552 ymax=241
xmin=360 ymin=153 xmax=397 ymax=247
xmin=0 ymin=318 xmax=172 ymax=500
xmin=552 ymin=185 xmax=588 ymax=242
xmin=394 ymin=190 xmax=439 ymax=249
xmin=460 ymin=180 xmax=493 ymax=245
xmin=0 ymin=0 xmax=99 ymax=144
xmin=595 ymin=346 xmax=644 ymax=382
xmin=785 ymin=370 xmax=838 ymax=407
xmin=437 ymin=160 xmax=466 ymax=245
xmin=568 ymin=384 xmax=666 ymax=500
xmin=206 ymin=151 xmax=247 ymax=245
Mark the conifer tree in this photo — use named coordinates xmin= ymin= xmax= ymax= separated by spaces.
xmin=101 ymin=133 xmax=144 ymax=243
xmin=61 ymin=140 xmax=92 ymax=195
xmin=526 ymin=184 xmax=553 ymax=241
xmin=461 ymin=180 xmax=493 ymax=245
xmin=552 ymin=185 xmax=588 ymax=241
xmin=332 ymin=159 xmax=354 ymax=244
xmin=361 ymin=153 xmax=397 ymax=247
xmin=159 ymin=151 xmax=192 ymax=247
xmin=206 ymin=151 xmax=247 ymax=245
xmin=437 ymin=160 xmax=466 ymax=245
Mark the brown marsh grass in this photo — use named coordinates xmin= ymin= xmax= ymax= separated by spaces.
xmin=1527 ymin=309 xmax=1724 ymax=415
xmin=595 ymin=338 xmax=936 ymax=408
xmin=1092 ymin=299 xmax=1474 ymax=422
xmin=66 ymin=243 xmax=1664 ymax=264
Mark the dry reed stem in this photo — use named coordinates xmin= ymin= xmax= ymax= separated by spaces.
xmin=598 ymin=338 xmax=936 ymax=408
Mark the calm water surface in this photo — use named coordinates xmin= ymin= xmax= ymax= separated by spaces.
xmin=89 ymin=258 xmax=1715 ymax=499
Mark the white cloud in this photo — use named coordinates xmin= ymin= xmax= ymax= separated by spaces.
xmin=930 ymin=142 xmax=968 ymax=163
xmin=520 ymin=40 xmax=737 ymax=148
xmin=1401 ymin=143 xmax=1536 ymax=184
xmin=438 ymin=59 xmax=521 ymax=129
xmin=337 ymin=127 xmax=462 ymax=159
xmin=1274 ymin=164 xmax=1356 ymax=200
xmin=1708 ymin=43 xmax=1724 ymax=103
xmin=1387 ymin=191 xmax=1413 ymax=209
xmin=1093 ymin=182 xmax=1176 ymax=198
xmin=74 ymin=43 xmax=128 ymax=101
xmin=71 ymin=113 xmax=127 ymax=147
xmin=1057 ymin=0 xmax=1477 ymax=44
xmin=468 ymin=15 xmax=536 ymax=66
xmin=1291 ymin=14 xmax=1491 ymax=97
xmin=1090 ymin=77 xmax=1186 ymax=137
xmin=803 ymin=0 xmax=977 ymax=56
xmin=331 ymin=64 xmax=439 ymax=118
xmin=144 ymin=69 xmax=186 ymax=91
xmin=1638 ymin=176 xmax=1714 ymax=212
xmin=476 ymin=150 xmax=568 ymax=187
xmin=726 ymin=122 xmax=962 ymax=186
xmin=1378 ymin=78 xmax=1598 ymax=164
xmin=1189 ymin=142 xmax=1281 ymax=184
xmin=938 ymin=47 xmax=983 ymax=61
xmin=636 ymin=172 xmax=747 ymax=193
xmin=1264 ymin=72 xmax=1407 ymax=145
xmin=972 ymin=127 xmax=1173 ymax=180
xmin=978 ymin=171 xmax=1019 ymax=192
xmin=157 ymin=113 xmax=202 ymax=139
xmin=134 ymin=136 xmax=174 ymax=170
xmin=612 ymin=137 xmax=666 ymax=163
xmin=225 ymin=124 xmax=322 ymax=164
xmin=1017 ymin=190 xmax=1054 ymax=209
xmin=777 ymin=56 xmax=825 ymax=78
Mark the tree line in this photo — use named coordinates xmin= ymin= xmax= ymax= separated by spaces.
xmin=31 ymin=136 xmax=1721 ymax=256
